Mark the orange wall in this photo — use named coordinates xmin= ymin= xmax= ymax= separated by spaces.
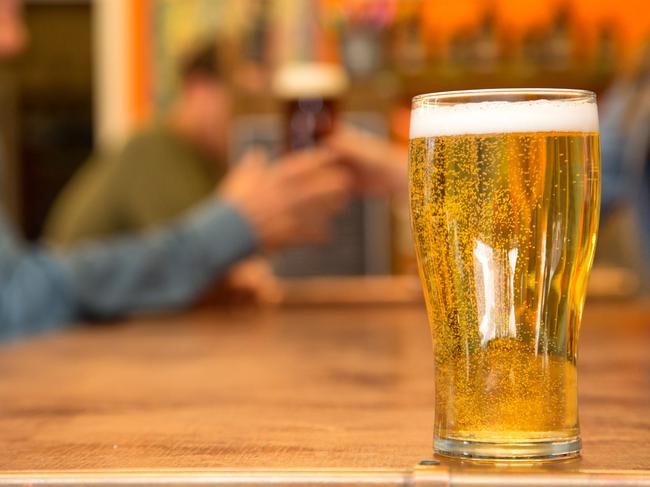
xmin=422 ymin=0 xmax=649 ymax=50
xmin=128 ymin=0 xmax=151 ymax=124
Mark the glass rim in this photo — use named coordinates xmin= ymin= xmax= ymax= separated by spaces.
xmin=412 ymin=88 xmax=596 ymax=105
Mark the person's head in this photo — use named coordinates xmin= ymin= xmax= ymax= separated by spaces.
xmin=0 ymin=0 xmax=28 ymax=60
xmin=170 ymin=40 xmax=231 ymax=160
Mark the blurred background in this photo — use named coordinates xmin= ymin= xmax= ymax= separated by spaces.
xmin=1 ymin=0 xmax=649 ymax=295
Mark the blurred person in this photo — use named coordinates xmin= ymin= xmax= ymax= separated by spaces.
xmin=599 ymin=44 xmax=650 ymax=286
xmin=46 ymin=42 xmax=230 ymax=245
xmin=599 ymin=47 xmax=650 ymax=260
xmin=44 ymin=40 xmax=280 ymax=304
xmin=0 ymin=0 xmax=352 ymax=341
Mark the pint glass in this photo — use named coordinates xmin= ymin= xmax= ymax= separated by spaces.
xmin=408 ymin=89 xmax=600 ymax=460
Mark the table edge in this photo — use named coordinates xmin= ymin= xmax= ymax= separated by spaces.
xmin=0 ymin=467 xmax=649 ymax=486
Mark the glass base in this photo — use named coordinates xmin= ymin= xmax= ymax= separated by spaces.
xmin=434 ymin=436 xmax=581 ymax=462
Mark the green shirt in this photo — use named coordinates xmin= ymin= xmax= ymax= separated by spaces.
xmin=45 ymin=126 xmax=225 ymax=246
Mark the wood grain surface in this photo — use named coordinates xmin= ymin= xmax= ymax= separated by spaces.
xmin=0 ymin=299 xmax=648 ymax=485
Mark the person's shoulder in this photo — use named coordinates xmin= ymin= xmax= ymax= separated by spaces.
xmin=116 ymin=125 xmax=180 ymax=169
xmin=121 ymin=125 xmax=171 ymax=153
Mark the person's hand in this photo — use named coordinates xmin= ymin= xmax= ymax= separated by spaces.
xmin=196 ymin=257 xmax=283 ymax=307
xmin=219 ymin=147 xmax=352 ymax=251
xmin=326 ymin=126 xmax=408 ymax=195
xmin=221 ymin=257 xmax=283 ymax=305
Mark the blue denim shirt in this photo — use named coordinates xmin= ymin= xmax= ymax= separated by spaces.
xmin=599 ymin=81 xmax=650 ymax=259
xmin=0 ymin=155 xmax=256 ymax=341
xmin=599 ymin=83 xmax=632 ymax=214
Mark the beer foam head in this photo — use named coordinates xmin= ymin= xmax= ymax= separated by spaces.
xmin=409 ymin=98 xmax=599 ymax=138
xmin=273 ymin=62 xmax=349 ymax=99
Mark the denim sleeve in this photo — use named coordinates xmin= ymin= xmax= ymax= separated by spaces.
xmin=0 ymin=210 xmax=76 ymax=341
xmin=56 ymin=200 xmax=257 ymax=318
xmin=0 ymin=200 xmax=257 ymax=342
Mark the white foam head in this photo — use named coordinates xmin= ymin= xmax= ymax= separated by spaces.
xmin=273 ymin=62 xmax=349 ymax=99
xmin=409 ymin=99 xmax=598 ymax=138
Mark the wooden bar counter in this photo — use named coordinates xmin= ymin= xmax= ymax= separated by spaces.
xmin=0 ymin=293 xmax=648 ymax=485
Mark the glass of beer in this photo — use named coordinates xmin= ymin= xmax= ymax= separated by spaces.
xmin=408 ymin=89 xmax=600 ymax=461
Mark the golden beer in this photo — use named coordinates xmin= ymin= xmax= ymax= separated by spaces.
xmin=409 ymin=90 xmax=600 ymax=460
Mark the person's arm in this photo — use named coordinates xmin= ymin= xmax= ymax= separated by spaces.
xmin=0 ymin=207 xmax=76 ymax=341
xmin=326 ymin=126 xmax=408 ymax=195
xmin=56 ymin=199 xmax=256 ymax=319
xmin=1 ymin=146 xmax=350 ymax=341
xmin=0 ymin=200 xmax=256 ymax=340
